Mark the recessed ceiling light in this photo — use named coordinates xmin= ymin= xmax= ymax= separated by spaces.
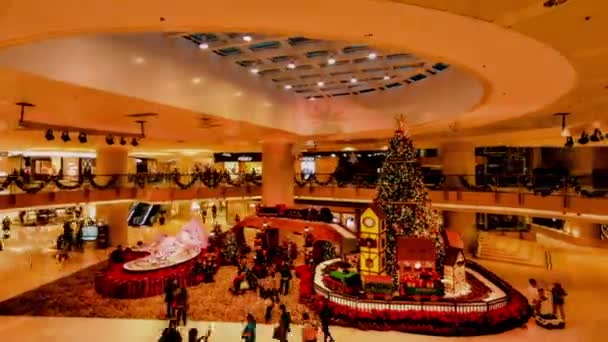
xmin=317 ymin=81 xmax=325 ymax=87
xmin=308 ymin=97 xmax=316 ymax=101
xmin=191 ymin=77 xmax=202 ymax=84
xmin=250 ymin=68 xmax=259 ymax=74
xmin=327 ymin=57 xmax=336 ymax=65
xmin=234 ymin=91 xmax=243 ymax=97
xmin=287 ymin=62 xmax=296 ymax=69
xmin=284 ymin=84 xmax=292 ymax=90
xmin=242 ymin=35 xmax=252 ymax=42
xmin=383 ymin=75 xmax=391 ymax=80
xmin=198 ymin=43 xmax=209 ymax=50
xmin=132 ymin=56 xmax=145 ymax=65
xmin=368 ymin=52 xmax=377 ymax=60
xmin=350 ymin=77 xmax=358 ymax=83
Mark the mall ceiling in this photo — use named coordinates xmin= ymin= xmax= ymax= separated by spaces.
xmin=0 ymin=0 xmax=605 ymax=153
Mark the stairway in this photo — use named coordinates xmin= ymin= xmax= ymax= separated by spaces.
xmin=476 ymin=231 xmax=549 ymax=268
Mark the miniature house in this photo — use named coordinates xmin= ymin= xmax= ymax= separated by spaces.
xmin=358 ymin=205 xmax=386 ymax=275
xmin=396 ymin=237 xmax=437 ymax=288
xmin=442 ymin=230 xmax=467 ymax=295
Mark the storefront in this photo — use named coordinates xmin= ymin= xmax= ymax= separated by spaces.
xmin=214 ymin=152 xmax=262 ymax=177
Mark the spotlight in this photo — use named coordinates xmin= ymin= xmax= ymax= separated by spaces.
xmin=577 ymin=131 xmax=589 ymax=145
xmin=327 ymin=57 xmax=336 ymax=65
xmin=131 ymin=137 xmax=139 ymax=147
xmin=590 ymin=128 xmax=604 ymax=142
xmin=242 ymin=35 xmax=252 ymax=42
xmin=44 ymin=129 xmax=54 ymax=141
xmin=198 ymin=43 xmax=209 ymax=50
xmin=284 ymin=84 xmax=292 ymax=90
xmin=317 ymin=81 xmax=325 ymax=87
xmin=383 ymin=75 xmax=391 ymax=80
xmin=78 ymin=132 xmax=87 ymax=143
xmin=250 ymin=68 xmax=259 ymax=74
xmin=105 ymin=134 xmax=115 ymax=145
xmin=368 ymin=52 xmax=377 ymax=60
xmin=350 ymin=77 xmax=358 ymax=83
xmin=120 ymin=137 xmax=127 ymax=145
xmin=565 ymin=136 xmax=574 ymax=148
xmin=60 ymin=131 xmax=70 ymax=142
xmin=287 ymin=62 xmax=296 ymax=70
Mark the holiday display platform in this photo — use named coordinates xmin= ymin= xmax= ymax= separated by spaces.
xmin=95 ymin=219 xmax=215 ymax=298
xmin=298 ymin=117 xmax=531 ymax=335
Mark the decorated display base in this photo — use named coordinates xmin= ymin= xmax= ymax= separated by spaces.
xmin=298 ymin=259 xmax=530 ymax=336
xmin=95 ymin=219 xmax=214 ymax=299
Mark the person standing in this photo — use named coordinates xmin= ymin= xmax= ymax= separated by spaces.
xmin=551 ymin=282 xmax=567 ymax=321
xmin=175 ymin=286 xmax=188 ymax=326
xmin=526 ymin=278 xmax=539 ymax=315
xmin=164 ymin=281 xmax=176 ymax=318
xmin=301 ymin=312 xmax=318 ymax=342
xmin=279 ymin=262 xmax=293 ymax=296
xmin=274 ymin=304 xmax=291 ymax=342
xmin=319 ymin=300 xmax=334 ymax=342
xmin=264 ymin=296 xmax=274 ymax=323
xmin=242 ymin=313 xmax=256 ymax=342
xmin=211 ymin=204 xmax=217 ymax=221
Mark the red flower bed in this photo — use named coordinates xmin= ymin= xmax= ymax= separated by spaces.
xmin=94 ymin=251 xmax=218 ymax=299
xmin=298 ymin=264 xmax=531 ymax=336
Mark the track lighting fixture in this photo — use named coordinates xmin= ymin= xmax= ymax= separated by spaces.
xmin=130 ymin=137 xmax=139 ymax=147
xmin=120 ymin=137 xmax=127 ymax=146
xmin=60 ymin=131 xmax=70 ymax=142
xmin=590 ymin=128 xmax=604 ymax=142
xmin=45 ymin=129 xmax=54 ymax=141
xmin=565 ymin=136 xmax=574 ymax=148
xmin=577 ymin=131 xmax=589 ymax=145
xmin=78 ymin=132 xmax=87 ymax=143
xmin=105 ymin=134 xmax=115 ymax=145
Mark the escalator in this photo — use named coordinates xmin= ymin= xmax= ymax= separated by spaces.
xmin=128 ymin=202 xmax=161 ymax=226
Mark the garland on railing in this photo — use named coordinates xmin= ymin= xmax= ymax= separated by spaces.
xmin=88 ymin=175 xmax=119 ymax=190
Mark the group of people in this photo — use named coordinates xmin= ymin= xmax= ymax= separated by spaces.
xmin=164 ymin=280 xmax=190 ymax=327
xmin=158 ymin=321 xmax=212 ymax=342
xmin=527 ymin=278 xmax=567 ymax=321
xmin=192 ymin=255 xmax=218 ymax=283
xmin=240 ymin=301 xmax=334 ymax=342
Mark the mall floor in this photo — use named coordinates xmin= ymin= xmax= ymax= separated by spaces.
xmin=0 ymin=221 xmax=606 ymax=341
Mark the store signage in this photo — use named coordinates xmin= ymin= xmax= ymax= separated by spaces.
xmin=214 ymin=152 xmax=261 ymax=162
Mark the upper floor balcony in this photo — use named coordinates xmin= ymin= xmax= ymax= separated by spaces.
xmin=0 ymin=171 xmax=607 ymax=221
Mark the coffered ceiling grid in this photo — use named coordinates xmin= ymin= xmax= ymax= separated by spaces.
xmin=178 ymin=32 xmax=450 ymax=99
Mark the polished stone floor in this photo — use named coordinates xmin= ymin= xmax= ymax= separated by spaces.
xmin=0 ymin=223 xmax=606 ymax=341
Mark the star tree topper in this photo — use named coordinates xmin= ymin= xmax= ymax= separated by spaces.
xmin=395 ymin=114 xmax=408 ymax=135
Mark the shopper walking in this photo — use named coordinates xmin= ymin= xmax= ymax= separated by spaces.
xmin=302 ymin=312 xmax=318 ymax=342
xmin=241 ymin=313 xmax=256 ymax=342
xmin=175 ymin=286 xmax=188 ymax=326
xmin=551 ymin=282 xmax=567 ymax=321
xmin=274 ymin=304 xmax=291 ymax=342
xmin=319 ymin=300 xmax=334 ymax=342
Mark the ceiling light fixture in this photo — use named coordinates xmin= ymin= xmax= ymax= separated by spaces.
xmin=368 ymin=52 xmax=377 ymax=60
xmin=45 ymin=129 xmax=54 ymax=141
xmin=287 ymin=62 xmax=296 ymax=70
xmin=308 ymin=97 xmax=316 ymax=101
xmin=327 ymin=57 xmax=336 ymax=65
xmin=284 ymin=84 xmax=292 ymax=90
xmin=191 ymin=77 xmax=202 ymax=84
xmin=383 ymin=75 xmax=391 ymax=80
xmin=564 ymin=136 xmax=574 ymax=148
xmin=577 ymin=131 xmax=589 ymax=145
xmin=350 ymin=77 xmax=358 ymax=83
xmin=250 ymin=68 xmax=259 ymax=74
xmin=554 ymin=112 xmax=571 ymax=137
xmin=105 ymin=134 xmax=115 ymax=145
xmin=78 ymin=132 xmax=87 ymax=143
xmin=198 ymin=43 xmax=209 ymax=50
xmin=60 ymin=131 xmax=71 ymax=142
xmin=131 ymin=138 xmax=139 ymax=147
xmin=317 ymin=81 xmax=325 ymax=87
xmin=120 ymin=136 xmax=127 ymax=146
xmin=132 ymin=56 xmax=145 ymax=65
xmin=242 ymin=35 xmax=252 ymax=42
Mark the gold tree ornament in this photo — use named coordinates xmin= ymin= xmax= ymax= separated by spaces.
xmin=395 ymin=114 xmax=408 ymax=135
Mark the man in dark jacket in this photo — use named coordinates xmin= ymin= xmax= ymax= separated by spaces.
xmin=164 ymin=280 xmax=176 ymax=318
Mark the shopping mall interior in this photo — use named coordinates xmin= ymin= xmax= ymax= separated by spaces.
xmin=0 ymin=0 xmax=607 ymax=341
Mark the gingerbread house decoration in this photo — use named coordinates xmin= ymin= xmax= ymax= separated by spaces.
xmin=397 ymin=237 xmax=437 ymax=291
xmin=358 ymin=205 xmax=386 ymax=275
xmin=442 ymin=230 xmax=466 ymax=295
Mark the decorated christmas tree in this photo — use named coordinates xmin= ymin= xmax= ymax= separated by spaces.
xmin=376 ymin=115 xmax=445 ymax=289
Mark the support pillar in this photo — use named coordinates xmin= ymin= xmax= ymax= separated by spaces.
xmin=95 ymin=147 xmax=129 ymax=246
xmin=440 ymin=141 xmax=476 ymax=187
xmin=262 ymin=140 xmax=294 ymax=207
xmin=443 ymin=211 xmax=477 ymax=253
